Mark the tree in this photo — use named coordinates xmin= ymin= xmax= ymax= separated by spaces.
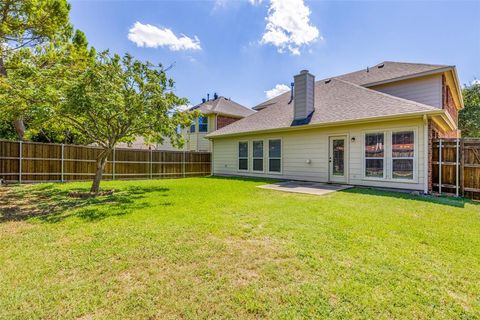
xmin=0 ymin=29 xmax=95 ymax=142
xmin=459 ymin=82 xmax=480 ymax=138
xmin=59 ymin=52 xmax=194 ymax=194
xmin=0 ymin=0 xmax=71 ymax=139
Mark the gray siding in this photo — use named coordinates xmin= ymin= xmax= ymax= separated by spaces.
xmin=294 ymin=72 xmax=315 ymax=120
xmin=369 ymin=74 xmax=442 ymax=108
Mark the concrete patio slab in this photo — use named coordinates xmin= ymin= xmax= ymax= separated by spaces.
xmin=258 ymin=181 xmax=353 ymax=196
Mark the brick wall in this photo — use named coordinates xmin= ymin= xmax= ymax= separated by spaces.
xmin=216 ymin=116 xmax=240 ymax=130
xmin=442 ymin=75 xmax=459 ymax=125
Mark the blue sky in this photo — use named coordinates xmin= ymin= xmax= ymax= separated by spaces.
xmin=70 ymin=0 xmax=480 ymax=108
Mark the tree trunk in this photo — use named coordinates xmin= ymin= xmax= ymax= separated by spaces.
xmin=90 ymin=149 xmax=112 ymax=194
xmin=0 ymin=55 xmax=25 ymax=140
xmin=14 ymin=118 xmax=25 ymax=140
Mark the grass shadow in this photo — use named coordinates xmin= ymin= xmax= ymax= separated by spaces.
xmin=340 ymin=187 xmax=477 ymax=208
xmin=0 ymin=184 xmax=170 ymax=223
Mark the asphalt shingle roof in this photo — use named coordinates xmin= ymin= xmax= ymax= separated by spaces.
xmin=336 ymin=61 xmax=450 ymax=86
xmin=207 ymin=61 xmax=451 ymax=138
xmin=190 ymin=96 xmax=255 ymax=118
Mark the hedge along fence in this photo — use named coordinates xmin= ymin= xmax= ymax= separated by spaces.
xmin=0 ymin=139 xmax=211 ymax=183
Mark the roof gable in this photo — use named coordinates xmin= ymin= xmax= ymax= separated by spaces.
xmin=191 ymin=97 xmax=255 ymax=118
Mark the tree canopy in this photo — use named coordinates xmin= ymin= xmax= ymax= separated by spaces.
xmin=59 ymin=51 xmax=194 ymax=193
xmin=0 ymin=0 xmax=72 ymax=139
xmin=459 ymin=83 xmax=480 ymax=138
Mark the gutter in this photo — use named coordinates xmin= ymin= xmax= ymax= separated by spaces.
xmin=206 ymin=109 xmax=445 ymax=140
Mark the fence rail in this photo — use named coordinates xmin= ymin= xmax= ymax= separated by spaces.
xmin=0 ymin=140 xmax=211 ymax=183
xmin=432 ymin=138 xmax=480 ymax=200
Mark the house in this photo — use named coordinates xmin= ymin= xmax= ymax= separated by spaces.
xmin=183 ymin=94 xmax=255 ymax=152
xmin=206 ymin=62 xmax=463 ymax=193
xmin=116 ymin=94 xmax=254 ymax=151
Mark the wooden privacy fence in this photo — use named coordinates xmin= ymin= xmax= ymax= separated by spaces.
xmin=0 ymin=139 xmax=211 ymax=183
xmin=432 ymin=138 xmax=480 ymax=200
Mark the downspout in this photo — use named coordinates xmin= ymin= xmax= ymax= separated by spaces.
xmin=423 ymin=114 xmax=429 ymax=194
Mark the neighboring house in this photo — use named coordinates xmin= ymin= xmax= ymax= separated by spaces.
xmin=116 ymin=94 xmax=255 ymax=151
xmin=206 ymin=61 xmax=463 ymax=193
xmin=183 ymin=95 xmax=255 ymax=152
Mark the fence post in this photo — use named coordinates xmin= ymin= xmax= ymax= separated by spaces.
xmin=112 ymin=148 xmax=116 ymax=180
xmin=183 ymin=151 xmax=186 ymax=178
xmin=456 ymin=138 xmax=460 ymax=197
xmin=460 ymin=139 xmax=465 ymax=197
xmin=150 ymin=148 xmax=153 ymax=179
xmin=439 ymin=139 xmax=442 ymax=194
xmin=61 ymin=143 xmax=65 ymax=182
xmin=19 ymin=140 xmax=22 ymax=184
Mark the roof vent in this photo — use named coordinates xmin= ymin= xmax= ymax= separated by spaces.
xmin=214 ymin=92 xmax=219 ymax=100
xmin=325 ymin=79 xmax=331 ymax=84
xmin=366 ymin=67 xmax=369 ymax=73
xmin=202 ymin=98 xmax=206 ymax=103
xmin=378 ymin=63 xmax=385 ymax=69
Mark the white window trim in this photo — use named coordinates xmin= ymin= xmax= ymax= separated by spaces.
xmin=363 ymin=131 xmax=386 ymax=180
xmin=238 ymin=140 xmax=249 ymax=172
xmin=252 ymin=140 xmax=265 ymax=173
xmin=391 ymin=130 xmax=417 ymax=182
xmin=362 ymin=127 xmax=419 ymax=184
xmin=267 ymin=138 xmax=282 ymax=174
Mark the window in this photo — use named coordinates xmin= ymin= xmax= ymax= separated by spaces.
xmin=238 ymin=141 xmax=248 ymax=171
xmin=268 ymin=139 xmax=281 ymax=173
xmin=252 ymin=140 xmax=264 ymax=172
xmin=365 ymin=133 xmax=384 ymax=178
xmin=392 ymin=131 xmax=414 ymax=180
xmin=190 ymin=119 xmax=196 ymax=133
xmin=198 ymin=116 xmax=208 ymax=133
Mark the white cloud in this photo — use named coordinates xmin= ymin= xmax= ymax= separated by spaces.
xmin=260 ymin=0 xmax=321 ymax=55
xmin=176 ymin=104 xmax=192 ymax=112
xmin=472 ymin=79 xmax=480 ymax=85
xmin=249 ymin=0 xmax=263 ymax=5
xmin=128 ymin=22 xmax=201 ymax=51
xmin=265 ymin=84 xmax=290 ymax=99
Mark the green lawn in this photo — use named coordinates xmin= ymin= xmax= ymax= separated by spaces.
xmin=0 ymin=177 xmax=479 ymax=319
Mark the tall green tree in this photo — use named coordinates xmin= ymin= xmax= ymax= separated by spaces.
xmin=0 ymin=0 xmax=71 ymax=139
xmin=60 ymin=52 xmax=194 ymax=194
xmin=459 ymin=82 xmax=480 ymax=137
xmin=0 ymin=29 xmax=94 ymax=142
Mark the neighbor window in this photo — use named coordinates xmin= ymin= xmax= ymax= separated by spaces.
xmin=365 ymin=133 xmax=384 ymax=178
xmin=252 ymin=140 xmax=264 ymax=172
xmin=190 ymin=119 xmax=196 ymax=133
xmin=198 ymin=116 xmax=208 ymax=133
xmin=392 ymin=131 xmax=414 ymax=180
xmin=238 ymin=141 xmax=248 ymax=171
xmin=268 ymin=139 xmax=281 ymax=173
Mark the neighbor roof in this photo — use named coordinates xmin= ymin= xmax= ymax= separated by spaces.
xmin=190 ymin=96 xmax=255 ymax=118
xmin=206 ymin=78 xmax=441 ymax=138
